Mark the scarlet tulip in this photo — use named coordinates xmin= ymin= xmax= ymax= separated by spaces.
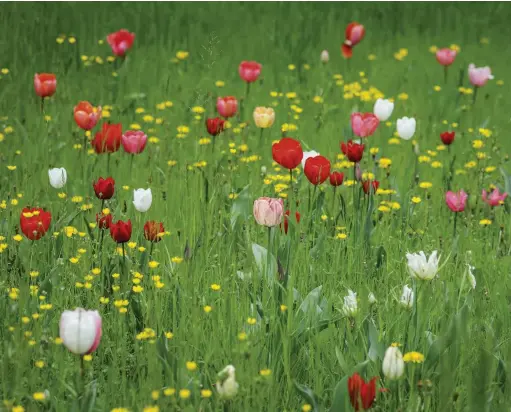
xmin=206 ymin=117 xmax=225 ymax=136
xmin=351 ymin=113 xmax=379 ymax=138
xmin=341 ymin=140 xmax=365 ymax=163
xmin=20 ymin=207 xmax=52 ymax=240
xmin=239 ymin=61 xmax=262 ymax=83
xmin=96 ymin=212 xmax=113 ymax=230
xmin=107 ymin=29 xmax=135 ymax=57
xmin=34 ymin=73 xmax=57 ymax=98
xmin=348 ymin=373 xmax=377 ymax=411
xmin=445 ymin=190 xmax=467 ymax=212
xmin=91 ymin=123 xmax=122 ymax=154
xmin=144 ymin=220 xmax=165 ymax=242
xmin=110 ymin=219 xmax=132 ymax=243
xmin=362 ymin=180 xmax=380 ymax=195
xmin=93 ymin=177 xmax=115 ymax=200
xmin=74 ymin=101 xmax=102 ymax=130
xmin=304 ymin=156 xmax=331 ymax=185
xmin=272 ymin=138 xmax=304 ymax=170
xmin=436 ymin=48 xmax=457 ymax=66
xmin=121 ymin=130 xmax=147 ymax=154
xmin=282 ymin=210 xmax=301 ymax=234
xmin=440 ymin=131 xmax=455 ymax=146
xmin=342 ymin=22 xmax=365 ymax=59
xmin=329 ymin=171 xmax=344 ymax=187
xmin=217 ymin=96 xmax=238 ymax=118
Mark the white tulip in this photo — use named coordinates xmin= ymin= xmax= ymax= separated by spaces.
xmin=342 ymin=289 xmax=358 ymax=316
xmin=400 ymin=284 xmax=414 ymax=309
xmin=373 ymin=99 xmax=394 ymax=121
xmin=368 ymin=292 xmax=377 ymax=305
xmin=320 ymin=50 xmax=330 ymax=63
xmin=48 ymin=167 xmax=67 ymax=189
xmin=133 ymin=188 xmax=152 ymax=212
xmin=59 ymin=308 xmax=102 ymax=355
xmin=467 ymin=264 xmax=476 ymax=289
xmin=406 ymin=251 xmax=440 ymax=280
xmin=396 ymin=117 xmax=416 ymax=140
xmin=216 ymin=365 xmax=239 ymax=399
xmin=301 ymin=150 xmax=320 ymax=169
xmin=382 ymin=345 xmax=405 ymax=380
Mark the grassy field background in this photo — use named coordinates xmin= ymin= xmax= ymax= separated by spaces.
xmin=1 ymin=2 xmax=511 ymax=411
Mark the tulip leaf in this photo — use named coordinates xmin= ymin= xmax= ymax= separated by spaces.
xmin=367 ymin=321 xmax=385 ymax=362
xmin=309 ymin=232 xmax=326 ymax=260
xmin=293 ymin=381 xmax=320 ymax=412
xmin=230 ymin=185 xmax=251 ymax=229
xmin=251 ymin=243 xmax=277 ymax=284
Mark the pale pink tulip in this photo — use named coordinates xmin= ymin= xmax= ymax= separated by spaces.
xmin=435 ymin=48 xmax=457 ymax=66
xmin=351 ymin=113 xmax=379 ymax=138
xmin=121 ymin=130 xmax=148 ymax=154
xmin=253 ymin=197 xmax=284 ymax=227
xmin=482 ymin=188 xmax=507 ymax=207
xmin=445 ymin=190 xmax=467 ymax=212
xmin=468 ymin=64 xmax=494 ymax=87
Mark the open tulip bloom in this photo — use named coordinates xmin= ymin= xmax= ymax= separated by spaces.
xmin=406 ymin=251 xmax=440 ymax=280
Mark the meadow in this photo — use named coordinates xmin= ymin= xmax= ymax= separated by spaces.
xmin=1 ymin=2 xmax=511 ymax=411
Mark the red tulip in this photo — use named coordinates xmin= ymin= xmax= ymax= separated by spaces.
xmin=20 ymin=207 xmax=52 ymax=240
xmin=282 ymin=210 xmax=301 ymax=235
xmin=93 ymin=177 xmax=115 ymax=200
xmin=74 ymin=101 xmax=102 ymax=130
xmin=436 ymin=48 xmax=457 ymax=66
xmin=217 ymin=96 xmax=238 ymax=118
xmin=304 ymin=156 xmax=331 ymax=185
xmin=34 ymin=73 xmax=57 ymax=98
xmin=144 ymin=220 xmax=165 ymax=242
xmin=206 ymin=117 xmax=225 ymax=136
xmin=342 ymin=22 xmax=365 ymax=59
xmin=348 ymin=373 xmax=377 ymax=411
xmin=362 ymin=180 xmax=380 ymax=195
xmin=329 ymin=171 xmax=344 ymax=187
xmin=440 ymin=131 xmax=455 ymax=146
xmin=351 ymin=113 xmax=379 ymax=138
xmin=96 ymin=212 xmax=113 ymax=230
xmin=239 ymin=61 xmax=262 ymax=83
xmin=107 ymin=29 xmax=135 ymax=57
xmin=272 ymin=138 xmax=304 ymax=170
xmin=91 ymin=123 xmax=122 ymax=154
xmin=110 ymin=219 xmax=132 ymax=243
xmin=341 ymin=140 xmax=365 ymax=163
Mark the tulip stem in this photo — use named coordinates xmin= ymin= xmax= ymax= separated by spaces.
xmin=453 ymin=212 xmax=458 ymax=240
xmin=107 ymin=153 xmax=111 ymax=176
xmin=444 ymin=66 xmax=448 ymax=85
xmin=267 ymin=227 xmax=273 ymax=281
xmin=289 ymin=169 xmax=293 ymax=208
xmin=259 ymin=128 xmax=264 ymax=150
xmin=40 ymin=97 xmax=44 ymax=113
xmin=472 ymin=86 xmax=478 ymax=105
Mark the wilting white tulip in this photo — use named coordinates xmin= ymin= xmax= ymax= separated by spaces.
xmin=382 ymin=344 xmax=405 ymax=380
xmin=400 ymin=284 xmax=414 ymax=309
xmin=406 ymin=251 xmax=440 ymax=280
xmin=466 ymin=264 xmax=476 ymax=289
xmin=368 ymin=292 xmax=377 ymax=305
xmin=216 ymin=364 xmax=239 ymax=399
xmin=301 ymin=150 xmax=320 ymax=169
xmin=342 ymin=289 xmax=358 ymax=316
xmin=373 ymin=99 xmax=394 ymax=121
xmin=133 ymin=188 xmax=152 ymax=212
xmin=48 ymin=168 xmax=67 ymax=189
xmin=320 ymin=50 xmax=330 ymax=63
xmin=396 ymin=117 xmax=416 ymax=140
xmin=59 ymin=308 xmax=102 ymax=355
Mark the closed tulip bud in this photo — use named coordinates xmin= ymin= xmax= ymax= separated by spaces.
xmin=436 ymin=48 xmax=457 ymax=66
xmin=253 ymin=197 xmax=284 ymax=227
xmin=107 ymin=29 xmax=135 ymax=57
xmin=216 ymin=365 xmax=239 ymax=399
xmin=396 ymin=117 xmax=416 ymax=140
xmin=59 ymin=308 xmax=102 ymax=355
xmin=34 ymin=73 xmax=57 ymax=98
xmin=121 ymin=130 xmax=147 ymax=154
xmin=400 ymin=284 xmax=414 ymax=308
xmin=382 ymin=344 xmax=405 ymax=380
xmin=239 ymin=61 xmax=262 ymax=83
xmin=74 ymin=101 xmax=102 ymax=130
xmin=342 ymin=289 xmax=358 ymax=317
xmin=133 ymin=188 xmax=152 ymax=212
xmin=110 ymin=219 xmax=132 ymax=243
xmin=373 ymin=98 xmax=394 ymax=121
xmin=368 ymin=292 xmax=377 ymax=305
xmin=48 ymin=167 xmax=67 ymax=189
xmin=93 ymin=177 xmax=115 ymax=200
xmin=253 ymin=107 xmax=275 ymax=128
xmin=320 ymin=50 xmax=330 ymax=63
xmin=217 ymin=96 xmax=238 ymax=118
xmin=260 ymin=166 xmax=267 ymax=175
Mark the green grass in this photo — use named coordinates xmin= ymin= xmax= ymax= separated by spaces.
xmin=1 ymin=2 xmax=511 ymax=411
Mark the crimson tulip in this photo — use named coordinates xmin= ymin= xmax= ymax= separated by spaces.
xmin=144 ymin=221 xmax=165 ymax=243
xmin=96 ymin=212 xmax=113 ymax=230
xmin=348 ymin=373 xmax=377 ymax=411
xmin=20 ymin=207 xmax=52 ymax=240
xmin=110 ymin=219 xmax=132 ymax=243
xmin=107 ymin=29 xmax=135 ymax=57
xmin=329 ymin=171 xmax=344 ymax=187
xmin=272 ymin=138 xmax=303 ymax=170
xmin=342 ymin=22 xmax=365 ymax=59
xmin=304 ymin=156 xmax=331 ymax=185
xmin=341 ymin=140 xmax=365 ymax=163
xmin=206 ymin=117 xmax=225 ymax=136
xmin=362 ymin=180 xmax=379 ymax=195
xmin=440 ymin=131 xmax=455 ymax=146
xmin=93 ymin=177 xmax=115 ymax=200
xmin=91 ymin=123 xmax=122 ymax=154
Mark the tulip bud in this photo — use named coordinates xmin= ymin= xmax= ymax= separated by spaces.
xmin=368 ymin=292 xmax=377 ymax=305
xmin=59 ymin=308 xmax=102 ymax=355
xmin=216 ymin=365 xmax=239 ymax=399
xmin=253 ymin=197 xmax=284 ymax=227
xmin=48 ymin=168 xmax=67 ymax=189
xmin=133 ymin=188 xmax=152 ymax=212
xmin=320 ymin=50 xmax=329 ymax=63
xmin=382 ymin=344 xmax=405 ymax=380
xmin=342 ymin=289 xmax=358 ymax=316
xmin=400 ymin=284 xmax=414 ymax=308
xmin=396 ymin=117 xmax=416 ymax=140
xmin=260 ymin=166 xmax=267 ymax=175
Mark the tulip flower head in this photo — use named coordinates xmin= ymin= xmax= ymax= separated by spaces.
xmin=93 ymin=177 xmax=115 ymax=200
xmin=110 ymin=219 xmax=132 ymax=243
xmin=445 ymin=190 xmax=467 ymax=212
xmin=406 ymin=251 xmax=440 ymax=280
xmin=382 ymin=344 xmax=405 ymax=380
xmin=482 ymin=188 xmax=507 ymax=207
xmin=253 ymin=107 xmax=275 ymax=128
xmin=107 ymin=29 xmax=135 ymax=57
xmin=34 ymin=73 xmax=57 ymax=98
xmin=216 ymin=365 xmax=239 ymax=399
xmin=74 ymin=101 xmax=102 ymax=130
xmin=348 ymin=373 xmax=376 ymax=411
xmin=239 ymin=61 xmax=262 ymax=83
xmin=59 ymin=308 xmax=102 ymax=355
xmin=320 ymin=50 xmax=330 ymax=63
xmin=96 ymin=211 xmax=113 ymax=230
xmin=342 ymin=289 xmax=358 ymax=317
xmin=351 ymin=112 xmax=379 ymax=137
xmin=206 ymin=117 xmax=225 ymax=136
xmin=20 ymin=207 xmax=52 ymax=240
xmin=342 ymin=22 xmax=365 ymax=59
xmin=92 ymin=123 xmax=122 ymax=154
xmin=301 ymin=150 xmax=320 ymax=169
xmin=362 ymin=180 xmax=379 ymax=195
xmin=440 ymin=131 xmax=455 ymax=146
xmin=341 ymin=140 xmax=365 ymax=163
xmin=121 ymin=130 xmax=148 ymax=154
xmin=216 ymin=96 xmax=238 ymax=118
xmin=133 ymin=188 xmax=153 ymax=212
xmin=144 ymin=220 xmax=165 ymax=242
xmin=468 ymin=63 xmax=493 ymax=87
xmin=48 ymin=168 xmax=67 ymax=189
xmin=272 ymin=137 xmax=303 ymax=170
xmin=396 ymin=117 xmax=416 ymax=140
xmin=329 ymin=171 xmax=344 ymax=187
xmin=282 ymin=210 xmax=301 ymax=235
xmin=253 ymin=197 xmax=284 ymax=227
xmin=304 ymin=155 xmax=331 ymax=185
xmin=400 ymin=284 xmax=414 ymax=308
xmin=436 ymin=48 xmax=457 ymax=66
xmin=373 ymin=98 xmax=394 ymax=121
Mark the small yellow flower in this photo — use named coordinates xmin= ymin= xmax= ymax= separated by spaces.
xmin=215 ymin=80 xmax=225 ymax=87
xmin=176 ymin=51 xmax=189 ymax=60
xmin=288 ymin=64 xmax=296 ymax=70
xmin=211 ymin=283 xmax=221 ymax=291
xmin=165 ymin=331 xmax=174 ymax=339
xmin=171 ymin=256 xmax=183 ymax=264
xmin=302 ymin=404 xmax=313 ymax=412
xmin=479 ymin=219 xmax=492 ymax=226
xmin=164 ymin=388 xmax=176 ymax=397
xmin=33 ymin=392 xmax=46 ymax=401
xmin=411 ymin=196 xmax=422 ymax=204
xmin=238 ymin=331 xmax=248 ymax=341
xmin=83 ymin=354 xmax=92 ymax=362
xmin=179 ymin=389 xmax=191 ymax=399
xmin=201 ymin=389 xmax=212 ymax=398
xmin=280 ymin=304 xmax=288 ymax=312
xmin=433 ymin=85 xmax=441 ymax=92
xmin=336 ymin=233 xmax=347 ymax=240
xmin=204 ymin=305 xmax=212 ymax=313
xmin=151 ymin=391 xmax=160 ymax=400
xmin=419 ymin=182 xmax=433 ymax=189
xmin=186 ymin=361 xmax=198 ymax=371
xmin=247 ymin=317 xmax=257 ymax=325
xmin=148 ymin=261 xmax=159 ymax=269
xmin=403 ymin=351 xmax=425 ymax=363
xmin=398 ymin=92 xmax=408 ymax=101
xmin=428 ymin=45 xmax=438 ymax=53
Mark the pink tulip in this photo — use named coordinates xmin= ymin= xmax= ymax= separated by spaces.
xmin=59 ymin=308 xmax=102 ymax=355
xmin=351 ymin=113 xmax=380 ymax=138
xmin=253 ymin=197 xmax=284 ymax=227
xmin=435 ymin=48 xmax=457 ymax=66
xmin=121 ymin=130 xmax=148 ymax=154
xmin=445 ymin=190 xmax=468 ymax=212
xmin=482 ymin=188 xmax=507 ymax=207
xmin=239 ymin=61 xmax=262 ymax=83
xmin=468 ymin=64 xmax=494 ymax=87
xmin=217 ymin=96 xmax=238 ymax=118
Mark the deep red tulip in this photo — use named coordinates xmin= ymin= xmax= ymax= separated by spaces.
xmin=20 ymin=207 xmax=52 ymax=240
xmin=272 ymin=138 xmax=304 ymax=170
xmin=304 ymin=156 xmax=331 ymax=185
xmin=96 ymin=212 xmax=113 ymax=230
xmin=74 ymin=101 xmax=102 ymax=130
xmin=440 ymin=131 xmax=455 ymax=146
xmin=93 ymin=177 xmax=115 ymax=200
xmin=329 ymin=171 xmax=345 ymax=187
xmin=206 ymin=117 xmax=225 ymax=136
xmin=282 ymin=210 xmax=301 ymax=235
xmin=341 ymin=140 xmax=365 ymax=163
xmin=144 ymin=220 xmax=165 ymax=242
xmin=110 ymin=219 xmax=132 ymax=243
xmin=107 ymin=29 xmax=135 ymax=57
xmin=362 ymin=180 xmax=380 ymax=195
xmin=239 ymin=61 xmax=262 ymax=83
xmin=34 ymin=73 xmax=57 ymax=98
xmin=342 ymin=22 xmax=365 ymax=59
xmin=348 ymin=373 xmax=377 ymax=411
xmin=91 ymin=123 xmax=122 ymax=154
xmin=217 ymin=96 xmax=238 ymax=118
